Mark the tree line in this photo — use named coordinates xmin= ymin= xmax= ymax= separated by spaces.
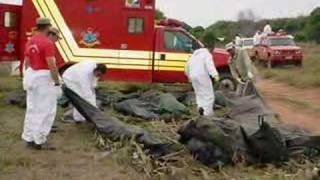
xmin=157 ymin=7 xmax=320 ymax=47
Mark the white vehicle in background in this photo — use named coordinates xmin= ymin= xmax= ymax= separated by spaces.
xmin=225 ymin=38 xmax=255 ymax=59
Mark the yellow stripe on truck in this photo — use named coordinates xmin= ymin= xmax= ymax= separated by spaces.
xmin=104 ymin=64 xmax=151 ymax=70
xmin=42 ymin=0 xmax=79 ymax=53
xmin=119 ymin=59 xmax=151 ymax=66
xmin=34 ymin=0 xmax=73 ymax=60
xmin=119 ymin=50 xmax=152 ymax=60
xmin=33 ymin=0 xmax=71 ymax=61
xmin=155 ymin=52 xmax=191 ymax=61
xmin=158 ymin=67 xmax=185 ymax=71
xmin=158 ymin=61 xmax=186 ymax=67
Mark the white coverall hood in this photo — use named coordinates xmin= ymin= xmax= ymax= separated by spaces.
xmin=263 ymin=24 xmax=272 ymax=35
xmin=185 ymin=48 xmax=219 ymax=116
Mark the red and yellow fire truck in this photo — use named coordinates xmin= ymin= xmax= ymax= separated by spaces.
xmin=0 ymin=0 xmax=233 ymax=86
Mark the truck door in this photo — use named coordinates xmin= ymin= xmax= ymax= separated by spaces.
xmin=153 ymin=28 xmax=199 ymax=83
xmin=0 ymin=4 xmax=21 ymax=62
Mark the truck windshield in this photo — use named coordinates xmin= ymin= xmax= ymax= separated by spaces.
xmin=164 ymin=31 xmax=193 ymax=52
xmin=270 ymin=38 xmax=295 ymax=46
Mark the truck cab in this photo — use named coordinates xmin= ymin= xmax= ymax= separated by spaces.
xmin=152 ymin=19 xmax=230 ymax=83
xmin=254 ymin=34 xmax=303 ymax=68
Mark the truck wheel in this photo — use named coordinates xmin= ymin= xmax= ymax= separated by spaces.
xmin=296 ymin=61 xmax=303 ymax=68
xmin=256 ymin=57 xmax=264 ymax=67
xmin=217 ymin=75 xmax=237 ymax=92
xmin=251 ymin=55 xmax=257 ymax=62
xmin=254 ymin=52 xmax=260 ymax=64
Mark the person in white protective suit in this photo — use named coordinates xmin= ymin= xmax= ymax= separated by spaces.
xmin=263 ymin=22 xmax=273 ymax=35
xmin=62 ymin=62 xmax=107 ymax=123
xmin=253 ymin=31 xmax=262 ymax=46
xmin=235 ymin=34 xmax=242 ymax=47
xmin=185 ymin=48 xmax=220 ymax=116
xmin=22 ymin=18 xmax=62 ymax=150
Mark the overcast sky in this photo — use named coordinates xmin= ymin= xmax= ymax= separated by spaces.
xmin=2 ymin=0 xmax=320 ymax=27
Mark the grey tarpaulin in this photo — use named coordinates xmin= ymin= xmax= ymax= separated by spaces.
xmin=114 ymin=99 xmax=160 ymax=120
xmin=139 ymin=90 xmax=189 ymax=115
xmin=114 ymin=90 xmax=189 ymax=120
xmin=174 ymin=90 xmax=228 ymax=108
xmin=59 ymin=90 xmax=140 ymax=109
xmin=96 ymin=90 xmax=140 ymax=107
xmin=174 ymin=91 xmax=196 ymax=106
xmin=178 ymin=116 xmax=289 ymax=166
xmin=62 ymin=89 xmax=190 ymax=121
xmin=62 ymin=86 xmax=178 ymax=156
xmin=4 ymin=90 xmax=26 ymax=108
xmin=178 ymin=82 xmax=320 ymax=167
xmin=63 ymin=82 xmax=320 ymax=167
xmin=178 ymin=117 xmax=244 ymax=166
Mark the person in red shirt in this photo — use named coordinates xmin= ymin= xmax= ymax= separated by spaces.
xmin=22 ymin=18 xmax=61 ymax=150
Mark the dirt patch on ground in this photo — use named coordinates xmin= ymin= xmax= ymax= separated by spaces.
xmin=256 ymin=79 xmax=320 ymax=134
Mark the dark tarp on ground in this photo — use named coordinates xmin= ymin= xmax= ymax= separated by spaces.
xmin=157 ymin=93 xmax=189 ymax=115
xmin=114 ymin=99 xmax=160 ymax=120
xmin=135 ymin=90 xmax=189 ymax=115
xmin=178 ymin=116 xmax=289 ymax=166
xmin=62 ymin=89 xmax=190 ymax=121
xmin=63 ymin=81 xmax=320 ymax=167
xmin=173 ymin=91 xmax=196 ymax=106
xmin=64 ymin=89 xmax=221 ymax=121
xmin=4 ymin=90 xmax=26 ymax=108
xmin=64 ymin=87 xmax=228 ymax=121
xmin=178 ymin=82 xmax=320 ymax=167
xmin=173 ymin=90 xmax=228 ymax=108
xmin=114 ymin=90 xmax=189 ymax=120
xmin=62 ymin=86 xmax=179 ymax=157
xmin=96 ymin=90 xmax=140 ymax=107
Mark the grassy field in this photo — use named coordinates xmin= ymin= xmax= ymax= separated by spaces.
xmin=0 ymin=76 xmax=317 ymax=180
xmin=1 ymin=43 xmax=320 ymax=178
xmin=0 ymin=77 xmax=144 ymax=180
xmin=259 ymin=43 xmax=320 ymax=88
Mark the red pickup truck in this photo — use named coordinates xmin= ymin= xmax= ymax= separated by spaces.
xmin=253 ymin=34 xmax=303 ymax=68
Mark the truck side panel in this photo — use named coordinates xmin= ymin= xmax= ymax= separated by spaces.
xmin=20 ymin=0 xmax=231 ymax=83
xmin=0 ymin=4 xmax=21 ymax=62
xmin=21 ymin=0 xmax=155 ymax=82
